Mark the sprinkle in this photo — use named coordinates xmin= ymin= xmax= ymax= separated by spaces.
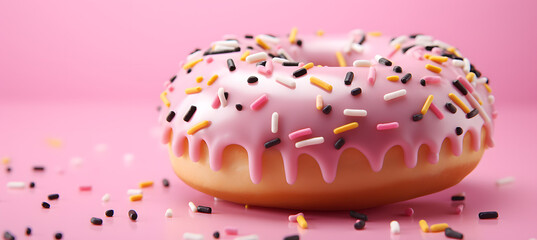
xmin=354 ymin=220 xmax=366 ymax=230
xmin=245 ymin=52 xmax=268 ymax=63
xmin=255 ymin=37 xmax=270 ymax=50
xmin=244 ymin=76 xmax=258 ymax=85
xmin=162 ymin=208 xmax=173 ymax=218
xmin=448 ymin=93 xmax=471 ymax=113
xmin=322 ymin=105 xmax=332 ymax=114
xmin=250 ymin=94 xmax=268 ymax=110
xmin=4 ymin=231 xmax=15 ymax=240
xmin=271 ymin=112 xmax=279 ymax=133
xmin=303 ymin=62 xmax=314 ymax=69
xmin=479 ymin=211 xmax=499 ymax=219
xmin=419 ymin=220 xmax=429 ymax=232
xmin=350 ymin=211 xmax=368 ymax=221
xmin=183 ymin=233 xmax=204 ymax=240
xmin=400 ymin=73 xmax=412 ymax=84
xmin=288 ymin=212 xmax=304 ymax=222
xmin=185 ymin=87 xmax=202 ymax=94
xmin=343 ymin=71 xmax=354 ymax=85
xmin=105 ymin=209 xmax=114 ymax=217
xmin=48 ymin=193 xmax=59 ymax=200
xmin=7 ymin=181 xmax=25 ymax=189
xmin=445 ymin=228 xmax=464 ymax=239
xmin=207 ymin=74 xmax=219 ymax=86
xmin=351 ymin=43 xmax=364 ymax=53
xmin=425 ymin=64 xmax=442 ymax=73
xmin=496 ymin=176 xmax=515 ymax=186
xmin=377 ymin=122 xmax=399 ymax=131
xmin=430 ymin=223 xmax=449 ymax=232
xmin=102 ymin=193 xmax=111 ymax=202
xmin=129 ymin=194 xmax=143 ymax=201
xmin=139 ymin=181 xmax=154 ymax=188
xmin=452 ymin=80 xmax=468 ymax=95
xmin=79 ymin=185 xmax=92 ymax=191
xmin=377 ymin=57 xmax=392 ymax=66
xmin=386 ymin=75 xmax=399 ymax=82
xmin=128 ymin=209 xmax=138 ymax=221
xmin=336 ymin=51 xmax=347 ymax=67
xmin=367 ymin=66 xmax=376 ymax=85
xmin=289 ymin=27 xmax=298 ymax=43
xmin=452 ymin=59 xmax=464 ymax=67
xmin=42 ymin=201 xmax=50 ymax=208
xmin=334 ymin=138 xmax=345 ymax=149
xmin=452 ymin=195 xmax=465 ymax=201
xmin=351 ymin=87 xmax=362 ymax=96
xmin=183 ymin=106 xmax=197 ymax=122
xmin=275 ymin=75 xmax=296 ymax=89
xmin=282 ymin=61 xmax=299 ymax=66
xmin=401 ymin=44 xmax=415 ymax=53
xmin=353 ymin=60 xmax=371 ymax=67
xmin=465 ymin=72 xmax=476 ymax=83
xmin=368 ymin=31 xmax=382 ymax=37
xmin=343 ymin=109 xmax=367 ymax=117
xmin=188 ymin=202 xmax=197 ymax=212
xmin=278 ymin=48 xmax=294 ymax=61
xmin=187 ymin=120 xmax=211 ymax=135
xmin=226 ymin=58 xmax=236 ymax=71
xmin=284 ymin=235 xmax=299 ymax=240
xmin=404 ymin=207 xmax=414 ymax=216
xmin=234 ymin=234 xmax=259 ymax=240
xmin=54 ymin=232 xmax=63 ymax=239
xmin=466 ymin=108 xmax=479 ymax=118
xmin=29 ymin=182 xmax=35 ymax=188
xmin=195 ymin=76 xmax=203 ymax=83
xmin=390 ymin=220 xmax=400 ymax=234
xmin=393 ymin=66 xmax=402 ymax=73
xmin=296 ymin=215 xmax=308 ymax=229
xmin=295 ymin=137 xmax=324 ymax=148
xmin=445 ymin=103 xmax=457 ymax=113
xmin=182 ymin=58 xmax=203 ymax=70
xmin=33 ymin=166 xmax=45 ymax=171
xmin=333 ymin=122 xmax=359 ymax=134
xmin=160 ymin=91 xmax=170 ymax=107
xmin=288 ymin=128 xmax=312 ymax=141
xmin=165 ymin=111 xmax=176 ymax=122
xmin=264 ymin=138 xmax=281 ymax=148
xmin=412 ymin=113 xmax=423 ymax=121
xmin=272 ymin=57 xmax=287 ymax=63
xmin=235 ymin=104 xmax=243 ymax=111
xmin=463 ymin=58 xmax=471 ymax=72
xmin=455 ymin=127 xmax=463 ymax=136
xmin=420 ymin=79 xmax=426 ymax=86
xmin=310 ymin=76 xmax=332 ymax=92
xmin=484 ymin=83 xmax=492 ymax=93
xmin=315 ymin=95 xmax=323 ymax=110
xmin=293 ymin=68 xmax=307 ymax=78
xmin=240 ymin=51 xmax=250 ymax=61
xmin=213 ymin=231 xmax=220 ymax=239
xmin=429 ymin=56 xmax=449 ymax=64
xmin=90 ymin=217 xmax=103 ymax=225
xmin=421 ymin=95 xmax=434 ymax=114
xmin=197 ymin=205 xmax=212 ymax=214
xmin=217 ymin=87 xmax=227 ymax=108
xmin=26 ymin=227 xmax=31 ymax=236
xmin=206 ymin=57 xmax=213 ymax=63
xmin=384 ymin=89 xmax=407 ymax=101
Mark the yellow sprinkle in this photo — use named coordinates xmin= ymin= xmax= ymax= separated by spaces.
xmin=393 ymin=43 xmax=401 ymax=51
xmin=187 ymin=120 xmax=211 ymax=135
xmin=423 ymin=54 xmax=431 ymax=59
xmin=244 ymin=204 xmax=249 ymax=209
xmin=207 ymin=74 xmax=219 ymax=86
xmin=425 ymin=64 xmax=442 ymax=73
xmin=160 ymin=91 xmax=170 ymax=107
xmin=297 ymin=215 xmax=308 ymax=229
xmin=303 ymin=62 xmax=314 ymax=70
xmin=368 ymin=31 xmax=382 ymax=37
xmin=183 ymin=58 xmax=203 ymax=70
xmin=430 ymin=56 xmax=449 ymax=64
xmin=185 ymin=87 xmax=202 ymax=94
xmin=2 ymin=157 xmax=10 ymax=165
xmin=449 ymin=93 xmax=471 ymax=113
xmin=430 ymin=223 xmax=449 ymax=232
xmin=317 ymin=65 xmax=323 ymax=67
xmin=310 ymin=76 xmax=333 ymax=92
xmin=255 ymin=37 xmax=271 ymax=50
xmin=316 ymin=95 xmax=323 ymax=110
xmin=447 ymin=47 xmax=456 ymax=53
xmin=333 ymin=122 xmax=359 ymax=134
xmin=139 ymin=181 xmax=154 ymax=188
xmin=46 ymin=138 xmax=63 ymax=148
xmin=289 ymin=27 xmax=298 ymax=43
xmin=195 ymin=76 xmax=203 ymax=83
xmin=129 ymin=194 xmax=143 ymax=202
xmin=484 ymin=83 xmax=492 ymax=93
xmin=316 ymin=30 xmax=324 ymax=36
xmin=421 ymin=95 xmax=434 ymax=115
xmin=240 ymin=50 xmax=250 ymax=61
xmin=419 ymin=220 xmax=429 ymax=233
xmin=454 ymin=50 xmax=463 ymax=58
xmin=336 ymin=51 xmax=347 ymax=67
xmin=386 ymin=75 xmax=399 ymax=82
xmin=466 ymin=72 xmax=476 ymax=82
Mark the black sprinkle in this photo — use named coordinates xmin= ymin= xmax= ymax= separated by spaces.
xmin=284 ymin=235 xmax=300 ymax=240
xmin=42 ymin=201 xmax=50 ymax=208
xmin=420 ymin=79 xmax=426 ymax=86
xmin=227 ymin=58 xmax=236 ymax=71
xmin=26 ymin=227 xmax=32 ymax=235
xmin=445 ymin=228 xmax=463 ymax=239
xmin=445 ymin=103 xmax=457 ymax=114
xmin=358 ymin=35 xmax=366 ymax=45
xmin=256 ymin=61 xmax=267 ymax=67
xmin=409 ymin=34 xmax=420 ymax=39
xmin=401 ymin=45 xmax=416 ymax=54
xmin=264 ymin=138 xmax=281 ymax=149
xmin=296 ymin=39 xmax=302 ymax=46
xmin=33 ymin=166 xmax=45 ymax=171
xmin=322 ymin=105 xmax=332 ymax=114
xmin=224 ymin=92 xmax=229 ymax=100
xmin=466 ymin=109 xmax=479 ymax=119
xmin=213 ymin=231 xmax=220 ymax=239
xmin=350 ymin=211 xmax=368 ymax=221
xmin=162 ymin=178 xmax=170 ymax=187
xmin=247 ymin=76 xmax=258 ymax=84
xmin=412 ymin=114 xmax=424 ymax=121
xmin=246 ymin=46 xmax=253 ymax=50
xmin=235 ymin=104 xmax=243 ymax=111
xmin=470 ymin=64 xmax=482 ymax=78
xmin=54 ymin=232 xmax=63 ymax=239
xmin=190 ymin=48 xmax=201 ymax=55
xmin=6 ymin=166 xmax=11 ymax=173
xmin=278 ymin=54 xmax=288 ymax=60
xmin=186 ymin=68 xmax=192 ymax=74
xmin=90 ymin=217 xmax=103 ymax=225
xmin=203 ymin=47 xmax=241 ymax=56
xmin=451 ymin=195 xmax=465 ymax=201
xmin=183 ymin=106 xmax=197 ymax=122
xmin=48 ymin=193 xmax=59 ymax=200
xmin=128 ymin=209 xmax=138 ymax=221
xmin=354 ymin=220 xmax=366 ymax=230
xmin=334 ymin=138 xmax=345 ymax=150
xmin=197 ymin=206 xmax=212 ymax=214
xmin=166 ymin=111 xmax=176 ymax=122
xmin=268 ymin=53 xmax=277 ymax=58
xmin=455 ymin=127 xmax=463 ymax=136
xmin=401 ymin=73 xmax=412 ymax=84
xmin=244 ymin=35 xmax=253 ymax=39
xmin=105 ymin=209 xmax=114 ymax=217
xmin=378 ymin=58 xmax=392 ymax=66
xmin=425 ymin=45 xmax=438 ymax=51
xmin=452 ymin=80 xmax=468 ymax=95
xmin=344 ymin=72 xmax=354 ymax=85
xmin=393 ymin=66 xmax=402 ymax=73
xmin=282 ymin=61 xmax=300 ymax=67
xmin=479 ymin=211 xmax=498 ymax=219
xmin=442 ymin=53 xmax=463 ymax=60
xmin=3 ymin=231 xmax=15 ymax=240
xmin=29 ymin=181 xmax=35 ymax=188
xmin=170 ymin=75 xmax=177 ymax=83
xmin=293 ymin=68 xmax=307 ymax=78
xmin=485 ymin=77 xmax=490 ymax=84
xmin=351 ymin=88 xmax=362 ymax=96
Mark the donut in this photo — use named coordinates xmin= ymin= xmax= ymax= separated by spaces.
xmin=159 ymin=29 xmax=496 ymax=210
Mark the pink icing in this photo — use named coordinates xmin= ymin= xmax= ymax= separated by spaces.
xmin=159 ymin=30 xmax=495 ymax=185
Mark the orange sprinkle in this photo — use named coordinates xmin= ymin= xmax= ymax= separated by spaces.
xmin=449 ymin=93 xmax=471 ymax=113
xmin=387 ymin=75 xmax=400 ymax=82
xmin=423 ymin=54 xmax=431 ymax=59
xmin=160 ymin=91 xmax=170 ymax=107
xmin=240 ymin=50 xmax=250 ymax=61
xmin=182 ymin=58 xmax=203 ymax=70
xmin=425 ymin=64 xmax=442 ymax=73
xmin=466 ymin=72 xmax=476 ymax=82
xmin=484 ymin=83 xmax=492 ymax=92
xmin=429 ymin=56 xmax=449 ymax=64
xmin=368 ymin=31 xmax=382 ymax=37
xmin=333 ymin=122 xmax=359 ymax=134
xmin=195 ymin=76 xmax=203 ymax=83
xmin=185 ymin=87 xmax=202 ymax=94
xmin=310 ymin=76 xmax=333 ymax=92
xmin=129 ymin=194 xmax=143 ymax=201
xmin=255 ymin=37 xmax=271 ymax=50
xmin=187 ymin=121 xmax=211 ymax=135
xmin=139 ymin=181 xmax=154 ymax=188
xmin=421 ymin=95 xmax=434 ymax=115
xmin=207 ymin=74 xmax=218 ymax=86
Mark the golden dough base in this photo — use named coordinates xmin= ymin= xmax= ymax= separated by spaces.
xmin=169 ymin=130 xmax=486 ymax=210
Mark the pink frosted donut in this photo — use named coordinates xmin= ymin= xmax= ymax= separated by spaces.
xmin=159 ymin=29 xmax=495 ymax=210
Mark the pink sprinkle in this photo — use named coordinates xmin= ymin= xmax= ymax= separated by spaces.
xmin=368 ymin=66 xmax=376 ymax=85
xmin=256 ymin=60 xmax=273 ymax=75
xmin=429 ymin=103 xmax=444 ymax=119
xmin=298 ymin=62 xmax=305 ymax=68
xmin=412 ymin=50 xmax=424 ymax=60
xmin=288 ymin=212 xmax=304 ymax=222
xmin=404 ymin=207 xmax=414 ymax=216
xmin=387 ymin=46 xmax=399 ymax=59
xmin=424 ymin=76 xmax=441 ymax=84
xmin=164 ymin=81 xmax=171 ymax=87
xmin=168 ymin=86 xmax=174 ymax=92
xmin=376 ymin=122 xmax=399 ymax=130
xmin=206 ymin=57 xmax=213 ymax=63
xmin=431 ymin=47 xmax=443 ymax=55
xmin=455 ymin=204 xmax=464 ymax=215
xmin=457 ymin=76 xmax=474 ymax=93
xmin=79 ymin=185 xmax=92 ymax=191
xmin=288 ymin=128 xmax=313 ymax=140
xmin=492 ymin=110 xmax=499 ymax=119
xmin=211 ymin=94 xmax=220 ymax=109
xmin=224 ymin=227 xmax=238 ymax=235
xmin=250 ymin=94 xmax=268 ymax=111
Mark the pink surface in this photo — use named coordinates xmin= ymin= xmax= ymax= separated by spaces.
xmin=1 ymin=0 xmax=537 ymax=239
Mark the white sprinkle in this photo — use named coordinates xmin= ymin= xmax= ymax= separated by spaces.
xmin=275 ymin=75 xmax=296 ymax=89
xmin=94 ymin=143 xmax=108 ymax=152
xmin=271 ymin=57 xmax=288 ymax=64
xmin=165 ymin=208 xmax=173 ymax=218
xmin=475 ymin=77 xmax=488 ymax=84
xmin=257 ymin=34 xmax=280 ymax=44
xmin=295 ymin=137 xmax=324 ymax=148
xmin=102 ymin=193 xmax=111 ymax=202
xmin=127 ymin=189 xmax=143 ymax=196
xmin=343 ymin=109 xmax=368 ymax=117
xmin=212 ymin=40 xmax=239 ymax=48
xmin=353 ymin=59 xmax=371 ymax=67
xmin=452 ymin=59 xmax=465 ymax=67
xmin=496 ymin=176 xmax=515 ymax=186
xmin=390 ymin=220 xmax=400 ymax=234
xmin=234 ymin=234 xmax=259 ymax=240
xmin=391 ymin=35 xmax=408 ymax=47
xmin=213 ymin=45 xmax=236 ymax=52
xmin=463 ymin=58 xmax=471 ymax=73
xmin=351 ymin=43 xmax=364 ymax=53
xmin=217 ymin=87 xmax=227 ymax=108
xmin=183 ymin=232 xmax=204 ymax=240
xmin=186 ymin=50 xmax=202 ymax=62
xmin=70 ymin=157 xmax=83 ymax=167
xmin=7 ymin=181 xmax=25 ymax=189
xmin=433 ymin=39 xmax=452 ymax=49
xmin=488 ymin=95 xmax=495 ymax=104
xmin=277 ymin=49 xmax=294 ymax=61
xmin=271 ymin=112 xmax=279 ymax=134
xmin=415 ymin=35 xmax=433 ymax=45
xmin=245 ymin=52 xmax=268 ymax=63
xmin=374 ymin=54 xmax=383 ymax=62
xmin=188 ymin=201 xmax=197 ymax=212
xmin=213 ymin=197 xmax=220 ymax=201
xmin=384 ymin=89 xmax=407 ymax=101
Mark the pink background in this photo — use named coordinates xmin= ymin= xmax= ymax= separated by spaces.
xmin=1 ymin=0 xmax=537 ymax=239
